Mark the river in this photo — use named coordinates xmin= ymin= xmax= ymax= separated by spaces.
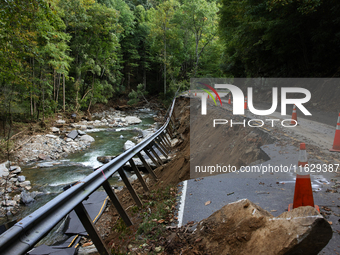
xmin=2 ymin=113 xmax=156 ymax=226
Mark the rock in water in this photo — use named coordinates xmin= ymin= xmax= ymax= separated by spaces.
xmin=188 ymin=199 xmax=332 ymax=255
xmin=20 ymin=191 xmax=43 ymax=205
xmin=124 ymin=140 xmax=136 ymax=151
xmin=79 ymin=135 xmax=95 ymax=143
xmin=120 ymin=135 xmax=124 ymax=139
xmin=125 ymin=116 xmax=142 ymax=124
xmin=97 ymin=156 xmax=115 ymax=164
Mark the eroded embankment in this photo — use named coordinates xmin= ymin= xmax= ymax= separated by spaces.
xmin=190 ymin=97 xmax=275 ymax=178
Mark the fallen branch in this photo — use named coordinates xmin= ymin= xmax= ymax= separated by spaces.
xmin=0 ymin=129 xmax=27 ymax=147
xmin=9 ymin=136 xmax=33 ymax=153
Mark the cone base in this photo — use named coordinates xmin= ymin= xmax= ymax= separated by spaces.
xmin=288 ymin=203 xmax=320 ymax=212
xmin=329 ymin=148 xmax=340 ymax=152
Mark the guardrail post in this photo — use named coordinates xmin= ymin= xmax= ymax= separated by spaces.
xmin=74 ymin=203 xmax=110 ymax=255
xmin=143 ymin=148 xmax=161 ymax=167
xmin=154 ymin=139 xmax=168 ymax=157
xmin=137 ymin=152 xmax=158 ymax=180
xmin=170 ymin=115 xmax=175 ymax=127
xmin=156 ymin=137 xmax=168 ymax=153
xmin=152 ymin=141 xmax=167 ymax=158
xmin=159 ymin=134 xmax=171 ymax=151
xmin=161 ymin=132 xmax=172 ymax=148
xmin=118 ymin=168 xmax=142 ymax=208
xmin=102 ymin=180 xmax=132 ymax=226
xmin=128 ymin=159 xmax=149 ymax=192
xmin=166 ymin=126 xmax=173 ymax=139
xmin=147 ymin=145 xmax=164 ymax=166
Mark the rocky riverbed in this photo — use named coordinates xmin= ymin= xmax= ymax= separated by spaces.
xmin=0 ymin=107 xmax=161 ymax=220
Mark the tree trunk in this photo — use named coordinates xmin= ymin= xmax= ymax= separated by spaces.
xmin=42 ymin=72 xmax=45 ymax=122
xmin=63 ymin=73 xmax=65 ymax=112
xmin=55 ymin=73 xmax=61 ymax=105
xmin=164 ymin=24 xmax=167 ymax=95
xmin=143 ymin=66 xmax=146 ymax=90
xmin=53 ymin=69 xmax=56 ymax=101
xmin=87 ymin=73 xmax=94 ymax=113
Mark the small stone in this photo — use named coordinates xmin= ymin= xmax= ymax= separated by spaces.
xmin=155 ymin=246 xmax=162 ymax=253
xmin=78 ymin=130 xmax=86 ymax=135
xmin=97 ymin=156 xmax=115 ymax=164
xmin=11 ymin=168 xmax=22 ymax=174
xmin=19 ymin=181 xmax=31 ymax=187
xmin=17 ymin=176 xmax=25 ymax=182
xmin=2 ymin=200 xmax=16 ymax=207
xmin=9 ymin=165 xmax=19 ymax=171
xmin=56 ymin=119 xmax=65 ymax=124
xmin=38 ymin=154 xmax=47 ymax=160
xmin=51 ymin=127 xmax=60 ymax=133
xmin=46 ymin=134 xmax=58 ymax=139
xmin=9 ymin=166 xmax=21 ymax=174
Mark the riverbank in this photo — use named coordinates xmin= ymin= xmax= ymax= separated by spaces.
xmin=0 ymin=100 xmax=165 ymax=223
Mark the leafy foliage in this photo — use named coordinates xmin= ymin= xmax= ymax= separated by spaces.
xmin=128 ymin=83 xmax=148 ymax=105
xmin=219 ymin=0 xmax=340 ymax=77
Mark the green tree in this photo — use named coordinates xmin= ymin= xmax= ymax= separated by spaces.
xmin=177 ymin=0 xmax=219 ymax=77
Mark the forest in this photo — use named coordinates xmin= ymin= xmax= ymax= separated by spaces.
xmin=0 ymin=0 xmax=339 ymax=126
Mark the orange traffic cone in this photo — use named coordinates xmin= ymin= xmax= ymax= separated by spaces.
xmin=208 ymin=95 xmax=209 ymax=99
xmin=291 ymin=104 xmax=297 ymax=125
xmin=298 ymin=143 xmax=308 ymax=167
xmin=288 ymin=174 xmax=319 ymax=212
xmin=228 ymin=94 xmax=231 ymax=104
xmin=195 ymin=92 xmax=197 ymax=96
xmin=288 ymin=143 xmax=319 ymax=212
xmin=330 ymin=113 xmax=340 ymax=152
xmin=244 ymin=96 xmax=247 ymax=110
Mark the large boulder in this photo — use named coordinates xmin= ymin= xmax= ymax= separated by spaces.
xmin=67 ymin=130 xmax=78 ymax=140
xmin=79 ymin=135 xmax=95 ymax=143
xmin=124 ymin=140 xmax=136 ymax=151
xmin=0 ymin=162 xmax=9 ymax=177
xmin=125 ymin=116 xmax=142 ymax=125
xmin=187 ymin=199 xmax=332 ymax=255
xmin=20 ymin=191 xmax=43 ymax=205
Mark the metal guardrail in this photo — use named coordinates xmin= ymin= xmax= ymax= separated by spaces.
xmin=0 ymin=95 xmax=179 ymax=255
